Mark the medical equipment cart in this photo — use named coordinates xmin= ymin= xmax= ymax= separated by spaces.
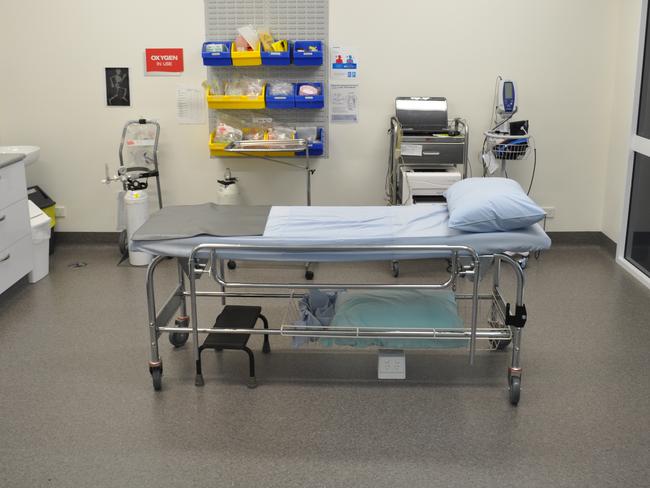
xmin=386 ymin=98 xmax=470 ymax=206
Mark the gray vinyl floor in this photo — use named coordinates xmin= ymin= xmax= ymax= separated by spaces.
xmin=1 ymin=242 xmax=649 ymax=487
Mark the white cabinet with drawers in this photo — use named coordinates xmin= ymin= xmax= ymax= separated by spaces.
xmin=0 ymin=159 xmax=33 ymax=294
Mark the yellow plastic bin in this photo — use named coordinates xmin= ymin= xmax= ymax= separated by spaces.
xmin=209 ymin=131 xmax=297 ymax=157
xmin=231 ymin=42 xmax=262 ymax=66
xmin=209 ymin=132 xmax=244 ymax=157
xmin=205 ymin=85 xmax=266 ymax=110
xmin=27 ymin=185 xmax=56 ymax=254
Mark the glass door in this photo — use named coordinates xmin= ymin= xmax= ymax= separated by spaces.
xmin=621 ymin=0 xmax=650 ymax=285
xmin=625 ymin=154 xmax=650 ymax=277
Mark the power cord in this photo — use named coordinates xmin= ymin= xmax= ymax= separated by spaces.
xmin=526 ymin=146 xmax=537 ymax=195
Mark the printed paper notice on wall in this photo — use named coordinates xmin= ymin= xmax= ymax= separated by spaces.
xmin=331 ymin=85 xmax=358 ymax=123
xmin=331 ymin=46 xmax=359 ymax=84
xmin=145 ymin=48 xmax=184 ymax=75
xmin=176 ymin=85 xmax=206 ymax=124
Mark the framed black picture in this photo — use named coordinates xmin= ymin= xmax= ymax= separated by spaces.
xmin=105 ymin=67 xmax=130 ymax=106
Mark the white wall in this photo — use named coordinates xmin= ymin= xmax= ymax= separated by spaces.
xmin=0 ymin=0 xmax=634 ymax=233
xmin=602 ymin=0 xmax=644 ymax=241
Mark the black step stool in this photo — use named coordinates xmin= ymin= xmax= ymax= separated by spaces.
xmin=195 ymin=305 xmax=270 ymax=388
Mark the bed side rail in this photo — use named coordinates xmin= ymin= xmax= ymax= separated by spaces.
xmin=190 ymin=243 xmax=480 ymax=290
xmin=188 ymin=243 xmax=483 ymax=363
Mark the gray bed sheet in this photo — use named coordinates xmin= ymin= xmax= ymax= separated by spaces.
xmin=133 ymin=203 xmax=271 ymax=240
xmin=131 ymin=203 xmax=551 ymax=261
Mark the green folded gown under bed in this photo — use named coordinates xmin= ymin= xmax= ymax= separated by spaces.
xmin=313 ymin=289 xmax=467 ymax=349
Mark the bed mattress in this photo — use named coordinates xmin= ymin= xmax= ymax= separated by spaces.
xmin=131 ymin=204 xmax=551 ymax=261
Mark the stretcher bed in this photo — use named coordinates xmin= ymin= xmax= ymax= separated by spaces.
xmin=133 ymin=203 xmax=550 ymax=405
xmin=133 ymin=204 xmax=550 ymax=259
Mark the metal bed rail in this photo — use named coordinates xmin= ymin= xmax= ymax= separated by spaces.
xmin=145 ymin=243 xmax=528 ymax=404
xmin=195 ymin=244 xmax=479 ymax=345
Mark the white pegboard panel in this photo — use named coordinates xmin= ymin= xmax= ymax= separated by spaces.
xmin=206 ymin=0 xmax=328 ymax=42
xmin=205 ymin=0 xmax=329 ymax=157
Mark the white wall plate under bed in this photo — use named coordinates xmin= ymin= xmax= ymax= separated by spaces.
xmin=378 ymin=349 xmax=406 ymax=380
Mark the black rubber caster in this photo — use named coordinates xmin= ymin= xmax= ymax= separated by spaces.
xmin=391 ymin=261 xmax=400 ymax=278
xmin=490 ymin=338 xmax=512 ymax=351
xmin=509 ymin=376 xmax=521 ymax=405
xmin=227 ymin=260 xmax=237 ymax=270
xmin=305 ymin=270 xmax=314 ymax=280
xmin=169 ymin=332 xmax=189 ymax=347
xmin=168 ymin=318 xmax=189 ymax=348
xmin=118 ymin=229 xmax=128 ymax=257
xmin=151 ymin=368 xmax=162 ymax=391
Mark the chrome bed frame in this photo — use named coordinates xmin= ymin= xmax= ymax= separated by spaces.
xmin=145 ymin=244 xmax=528 ymax=405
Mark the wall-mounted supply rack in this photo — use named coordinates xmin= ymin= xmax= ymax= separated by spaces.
xmin=204 ymin=0 xmax=329 ymax=160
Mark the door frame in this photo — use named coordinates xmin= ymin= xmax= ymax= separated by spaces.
xmin=617 ymin=0 xmax=650 ymax=288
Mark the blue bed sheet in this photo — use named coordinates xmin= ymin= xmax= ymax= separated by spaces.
xmin=132 ymin=203 xmax=551 ymax=260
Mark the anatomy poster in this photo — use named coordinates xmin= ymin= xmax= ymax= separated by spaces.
xmin=105 ymin=67 xmax=130 ymax=106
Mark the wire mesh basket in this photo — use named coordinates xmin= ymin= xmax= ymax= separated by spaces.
xmin=484 ymin=132 xmax=533 ymax=161
xmin=280 ymin=289 xmax=511 ymax=350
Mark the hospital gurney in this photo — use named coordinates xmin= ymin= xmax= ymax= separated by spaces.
xmin=133 ymin=204 xmax=550 ymax=405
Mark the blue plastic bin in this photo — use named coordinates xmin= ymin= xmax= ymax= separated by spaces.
xmin=265 ymin=83 xmax=295 ymax=108
xmin=296 ymin=128 xmax=324 ymax=156
xmin=261 ymin=42 xmax=291 ymax=66
xmin=292 ymin=41 xmax=323 ymax=66
xmin=202 ymin=42 xmax=232 ymax=66
xmin=295 ymin=83 xmax=324 ymax=109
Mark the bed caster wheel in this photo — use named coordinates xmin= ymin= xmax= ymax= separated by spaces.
xmin=391 ymin=261 xmax=400 ymax=278
xmin=118 ymin=229 xmax=128 ymax=257
xmin=305 ymin=270 xmax=314 ymax=280
xmin=169 ymin=332 xmax=189 ymax=348
xmin=490 ymin=339 xmax=511 ymax=351
xmin=227 ymin=260 xmax=237 ymax=270
xmin=150 ymin=368 xmax=162 ymax=391
xmin=509 ymin=376 xmax=521 ymax=405
xmin=169 ymin=318 xmax=189 ymax=347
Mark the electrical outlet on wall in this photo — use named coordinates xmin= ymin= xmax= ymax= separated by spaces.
xmin=55 ymin=206 xmax=66 ymax=218
xmin=542 ymin=206 xmax=555 ymax=218
xmin=378 ymin=349 xmax=406 ymax=379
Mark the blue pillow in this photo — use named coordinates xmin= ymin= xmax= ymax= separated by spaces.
xmin=443 ymin=178 xmax=545 ymax=232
